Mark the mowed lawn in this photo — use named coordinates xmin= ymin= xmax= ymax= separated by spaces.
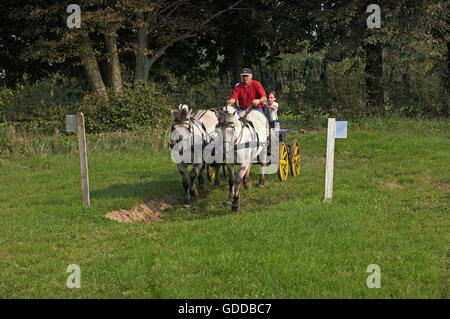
xmin=0 ymin=117 xmax=448 ymax=298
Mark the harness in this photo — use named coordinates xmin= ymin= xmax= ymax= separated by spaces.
xmin=169 ymin=117 xmax=210 ymax=152
xmin=170 ymin=107 xmax=266 ymax=159
xmin=215 ymin=111 xmax=263 ymax=151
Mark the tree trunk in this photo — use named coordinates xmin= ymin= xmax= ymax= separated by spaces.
xmin=99 ymin=60 xmax=112 ymax=88
xmin=446 ymin=42 xmax=450 ymax=94
xmin=105 ymin=35 xmax=123 ymax=94
xmin=231 ymin=45 xmax=244 ymax=86
xmin=134 ymin=14 xmax=151 ymax=86
xmin=79 ymin=35 xmax=108 ymax=99
xmin=365 ymin=43 xmax=384 ymax=113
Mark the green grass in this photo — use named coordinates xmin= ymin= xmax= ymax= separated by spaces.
xmin=0 ymin=117 xmax=448 ymax=298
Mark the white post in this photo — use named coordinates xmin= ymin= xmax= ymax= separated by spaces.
xmin=77 ymin=111 xmax=90 ymax=207
xmin=324 ymin=118 xmax=336 ymax=202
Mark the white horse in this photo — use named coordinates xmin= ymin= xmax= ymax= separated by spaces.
xmin=170 ymin=104 xmax=218 ymax=207
xmin=215 ymin=105 xmax=269 ymax=211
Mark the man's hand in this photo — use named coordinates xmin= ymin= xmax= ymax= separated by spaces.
xmin=227 ymin=98 xmax=235 ymax=106
xmin=251 ymin=99 xmax=260 ymax=107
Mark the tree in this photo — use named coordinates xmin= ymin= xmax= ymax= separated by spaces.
xmin=8 ymin=0 xmax=243 ymax=98
xmin=0 ymin=0 xmax=60 ymax=87
xmin=119 ymin=0 xmax=243 ymax=85
xmin=310 ymin=0 xmax=446 ymax=114
xmin=178 ymin=0 xmax=317 ymax=86
xmin=13 ymin=1 xmax=119 ymax=98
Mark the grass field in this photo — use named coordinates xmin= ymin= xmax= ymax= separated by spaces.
xmin=0 ymin=117 xmax=448 ymax=298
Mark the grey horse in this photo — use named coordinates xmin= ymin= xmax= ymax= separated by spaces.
xmin=169 ymin=105 xmax=218 ymax=207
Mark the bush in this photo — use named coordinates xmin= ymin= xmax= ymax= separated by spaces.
xmin=79 ymin=85 xmax=173 ymax=133
xmin=0 ymin=77 xmax=174 ymax=135
xmin=253 ymin=50 xmax=448 ymax=125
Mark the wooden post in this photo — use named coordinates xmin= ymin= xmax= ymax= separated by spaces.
xmin=324 ymin=118 xmax=336 ymax=202
xmin=77 ymin=112 xmax=90 ymax=207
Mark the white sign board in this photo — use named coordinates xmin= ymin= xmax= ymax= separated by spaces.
xmin=335 ymin=121 xmax=347 ymax=138
xmin=66 ymin=115 xmax=77 ymax=133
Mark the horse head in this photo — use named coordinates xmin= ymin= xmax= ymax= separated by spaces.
xmin=170 ymin=104 xmax=192 ymax=122
xmin=170 ymin=105 xmax=193 ymax=152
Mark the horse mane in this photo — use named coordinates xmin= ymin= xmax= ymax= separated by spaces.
xmin=171 ymin=105 xmax=191 ymax=122
xmin=223 ymin=105 xmax=237 ymax=114
xmin=216 ymin=109 xmax=241 ymax=132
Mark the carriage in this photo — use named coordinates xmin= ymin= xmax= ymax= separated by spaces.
xmin=206 ymin=119 xmax=301 ymax=183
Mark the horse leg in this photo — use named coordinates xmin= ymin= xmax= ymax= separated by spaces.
xmin=198 ymin=163 xmax=206 ymax=191
xmin=213 ymin=164 xmax=220 ymax=188
xmin=189 ymin=163 xmax=201 ymax=197
xmin=258 ymin=163 xmax=265 ymax=187
xmin=258 ymin=142 xmax=269 ymax=187
xmin=232 ymin=164 xmax=249 ymax=212
xmin=243 ymin=163 xmax=251 ymax=189
xmin=225 ymin=164 xmax=235 ymax=204
xmin=259 ymin=149 xmax=267 ymax=187
xmin=178 ymin=164 xmax=191 ymax=207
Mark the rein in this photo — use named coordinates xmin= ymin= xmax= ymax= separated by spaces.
xmin=216 ymin=116 xmax=262 ymax=152
xmin=170 ymin=117 xmax=210 ymax=151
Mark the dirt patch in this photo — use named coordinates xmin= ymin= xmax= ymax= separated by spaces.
xmin=2 ymin=254 xmax=12 ymax=260
xmin=417 ymin=171 xmax=433 ymax=184
xmin=378 ymin=180 xmax=408 ymax=190
xmin=417 ymin=171 xmax=449 ymax=195
xmin=436 ymin=183 xmax=449 ymax=194
xmin=106 ymin=196 xmax=178 ymax=224
xmin=304 ymin=156 xmax=326 ymax=167
xmin=417 ymin=186 xmax=431 ymax=198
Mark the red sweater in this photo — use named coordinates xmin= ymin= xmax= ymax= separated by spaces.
xmin=231 ymin=80 xmax=267 ymax=110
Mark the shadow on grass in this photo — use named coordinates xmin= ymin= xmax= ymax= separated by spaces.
xmin=91 ymin=172 xmax=179 ymax=200
xmin=91 ymin=162 xmax=310 ymax=223
xmin=90 ymin=169 xmax=235 ymax=221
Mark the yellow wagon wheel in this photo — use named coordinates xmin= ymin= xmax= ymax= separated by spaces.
xmin=278 ymin=142 xmax=289 ymax=182
xmin=289 ymin=139 xmax=301 ymax=177
xmin=207 ymin=164 xmax=216 ymax=182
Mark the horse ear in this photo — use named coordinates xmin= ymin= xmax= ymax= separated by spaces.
xmin=170 ymin=109 xmax=178 ymax=120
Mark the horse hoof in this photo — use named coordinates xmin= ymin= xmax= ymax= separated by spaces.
xmin=231 ymin=196 xmax=239 ymax=211
xmin=183 ymin=201 xmax=191 ymax=208
xmin=223 ymin=197 xmax=233 ymax=206
xmin=258 ymin=183 xmax=265 ymax=188
xmin=244 ymin=183 xmax=251 ymax=189
xmin=200 ymin=184 xmax=206 ymax=191
xmin=213 ymin=184 xmax=219 ymax=189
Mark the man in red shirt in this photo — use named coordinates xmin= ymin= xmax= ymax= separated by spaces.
xmin=226 ymin=68 xmax=267 ymax=114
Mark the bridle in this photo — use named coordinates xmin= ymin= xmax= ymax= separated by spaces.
xmin=169 ymin=117 xmax=210 ymax=150
xmin=169 ymin=120 xmax=193 ymax=149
